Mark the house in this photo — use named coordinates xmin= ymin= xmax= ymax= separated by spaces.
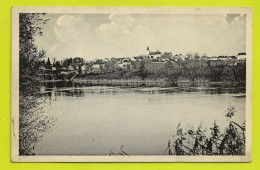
xmin=207 ymin=56 xmax=219 ymax=61
xmin=92 ymin=64 xmax=100 ymax=69
xmin=114 ymin=58 xmax=124 ymax=63
xmin=161 ymin=54 xmax=170 ymax=61
xmin=103 ymin=58 xmax=110 ymax=62
xmin=228 ymin=56 xmax=237 ymax=60
xmin=59 ymin=65 xmax=74 ymax=74
xmin=51 ymin=67 xmax=59 ymax=74
xmin=185 ymin=54 xmax=194 ymax=60
xmin=118 ymin=62 xmax=131 ymax=69
xmin=178 ymin=54 xmax=185 ymax=61
xmin=133 ymin=56 xmax=144 ymax=61
xmin=237 ymin=53 xmax=246 ymax=60
xmin=52 ymin=67 xmax=57 ymax=71
xmin=116 ymin=58 xmax=132 ymax=69
xmin=157 ymin=52 xmax=171 ymax=61
xmin=81 ymin=65 xmax=86 ymax=71
xmin=131 ymin=57 xmax=137 ymax=61
xmin=91 ymin=64 xmax=101 ymax=73
xmin=146 ymin=47 xmax=162 ymax=60
xmin=194 ymin=55 xmax=201 ymax=60
xmin=218 ymin=56 xmax=236 ymax=60
xmin=218 ymin=56 xmax=228 ymax=60
xmin=90 ymin=63 xmax=105 ymax=72
xmin=172 ymin=54 xmax=185 ymax=61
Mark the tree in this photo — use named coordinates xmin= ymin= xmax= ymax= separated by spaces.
xmin=19 ymin=13 xmax=55 ymax=155
xmin=233 ymin=62 xmax=246 ymax=84
xmin=137 ymin=60 xmax=149 ymax=80
xmin=221 ymin=66 xmax=235 ymax=82
xmin=19 ymin=13 xmax=49 ymax=96
xmin=194 ymin=52 xmax=200 ymax=60
xmin=45 ymin=57 xmax=52 ymax=69
xmin=53 ymin=60 xmax=61 ymax=70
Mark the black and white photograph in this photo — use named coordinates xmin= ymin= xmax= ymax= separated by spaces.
xmin=11 ymin=7 xmax=252 ymax=162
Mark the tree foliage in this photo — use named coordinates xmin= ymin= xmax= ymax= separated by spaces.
xmin=79 ymin=59 xmax=246 ymax=87
xmin=19 ymin=13 xmax=48 ymax=96
xmin=19 ymin=13 xmax=55 ymax=156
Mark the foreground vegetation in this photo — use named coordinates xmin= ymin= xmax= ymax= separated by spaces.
xmin=109 ymin=106 xmax=245 ymax=156
xmin=164 ymin=106 xmax=245 ymax=155
xmin=19 ymin=13 xmax=55 ymax=155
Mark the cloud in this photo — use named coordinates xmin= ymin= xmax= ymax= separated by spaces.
xmin=35 ymin=13 xmax=246 ymax=61
xmin=95 ymin=14 xmax=138 ymax=38
xmin=94 ymin=14 xmax=154 ymax=58
xmin=109 ymin=14 xmax=136 ymax=28
xmin=54 ymin=15 xmax=91 ymax=43
xmin=136 ymin=14 xmax=245 ymax=55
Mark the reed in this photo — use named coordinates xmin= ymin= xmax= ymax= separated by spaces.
xmin=164 ymin=106 xmax=245 ymax=155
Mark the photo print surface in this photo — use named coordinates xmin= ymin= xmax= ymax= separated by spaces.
xmin=12 ymin=7 xmax=252 ymax=162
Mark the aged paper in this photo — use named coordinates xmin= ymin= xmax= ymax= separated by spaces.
xmin=12 ymin=6 xmax=252 ymax=162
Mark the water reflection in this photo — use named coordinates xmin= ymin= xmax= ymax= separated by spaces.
xmin=40 ymin=81 xmax=246 ymax=98
xmin=35 ymin=81 xmax=246 ymax=155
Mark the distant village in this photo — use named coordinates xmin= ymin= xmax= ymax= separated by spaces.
xmin=39 ymin=47 xmax=246 ymax=78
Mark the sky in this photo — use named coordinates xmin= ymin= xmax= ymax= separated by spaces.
xmin=34 ymin=13 xmax=246 ymax=61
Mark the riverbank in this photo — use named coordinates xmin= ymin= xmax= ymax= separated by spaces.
xmin=73 ymin=78 xmax=245 ymax=88
xmin=74 ymin=78 xmax=167 ymax=87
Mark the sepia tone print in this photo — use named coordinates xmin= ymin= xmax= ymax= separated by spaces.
xmin=11 ymin=6 xmax=252 ymax=162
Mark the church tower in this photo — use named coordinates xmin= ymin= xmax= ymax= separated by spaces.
xmin=146 ymin=46 xmax=150 ymax=55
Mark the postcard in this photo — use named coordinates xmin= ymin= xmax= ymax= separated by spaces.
xmin=11 ymin=6 xmax=252 ymax=162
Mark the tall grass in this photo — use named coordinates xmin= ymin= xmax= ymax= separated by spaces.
xmin=164 ymin=106 xmax=245 ymax=155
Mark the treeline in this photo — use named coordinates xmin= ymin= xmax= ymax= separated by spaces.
xmin=79 ymin=59 xmax=246 ymax=86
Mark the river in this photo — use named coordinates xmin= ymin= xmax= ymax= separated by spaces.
xmin=34 ymin=81 xmax=246 ymax=155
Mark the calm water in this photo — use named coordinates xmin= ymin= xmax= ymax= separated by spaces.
xmin=35 ymin=81 xmax=246 ymax=155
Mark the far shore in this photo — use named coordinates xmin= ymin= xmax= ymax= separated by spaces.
xmin=42 ymin=78 xmax=245 ymax=88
